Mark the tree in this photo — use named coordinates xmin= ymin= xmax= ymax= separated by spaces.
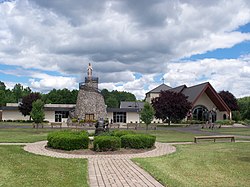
xmin=12 ymin=83 xmax=24 ymax=102
xmin=101 ymin=89 xmax=136 ymax=107
xmin=238 ymin=96 xmax=250 ymax=120
xmin=18 ymin=93 xmax=41 ymax=118
xmin=219 ymin=90 xmax=239 ymax=111
xmin=30 ymin=99 xmax=45 ymax=128
xmin=106 ymin=97 xmax=119 ymax=108
xmin=0 ymin=90 xmax=6 ymax=106
xmin=152 ymin=91 xmax=192 ymax=125
xmin=0 ymin=81 xmax=6 ymax=91
xmin=140 ymin=102 xmax=155 ymax=130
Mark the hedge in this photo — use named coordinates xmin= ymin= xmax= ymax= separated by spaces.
xmin=93 ymin=136 xmax=121 ymax=151
xmin=47 ymin=130 xmax=89 ymax=151
xmin=112 ymin=130 xmax=135 ymax=137
xmin=215 ymin=120 xmax=235 ymax=125
xmin=121 ymin=134 xmax=156 ymax=149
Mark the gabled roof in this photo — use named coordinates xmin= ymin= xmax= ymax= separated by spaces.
xmin=169 ymin=85 xmax=187 ymax=93
xmin=182 ymin=82 xmax=208 ymax=103
xmin=147 ymin=84 xmax=172 ymax=94
xmin=120 ymin=101 xmax=144 ymax=109
xmin=147 ymin=82 xmax=231 ymax=113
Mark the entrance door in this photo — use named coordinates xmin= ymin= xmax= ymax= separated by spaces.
xmin=192 ymin=105 xmax=208 ymax=121
xmin=0 ymin=110 xmax=2 ymax=121
xmin=55 ymin=113 xmax=62 ymax=122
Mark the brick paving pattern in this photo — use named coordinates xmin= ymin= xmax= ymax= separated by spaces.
xmin=22 ymin=141 xmax=176 ymax=187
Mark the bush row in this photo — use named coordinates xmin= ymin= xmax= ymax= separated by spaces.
xmin=121 ymin=134 xmax=156 ymax=149
xmin=94 ymin=136 xmax=121 ymax=151
xmin=47 ymin=130 xmax=89 ymax=151
xmin=94 ymin=132 xmax=156 ymax=151
xmin=215 ymin=120 xmax=235 ymax=125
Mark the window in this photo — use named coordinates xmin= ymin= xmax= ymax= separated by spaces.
xmin=85 ymin=114 xmax=94 ymax=121
xmin=113 ymin=112 xmax=126 ymax=123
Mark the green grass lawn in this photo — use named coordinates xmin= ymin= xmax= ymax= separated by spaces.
xmin=138 ymin=130 xmax=201 ymax=142
xmin=0 ymin=145 xmax=88 ymax=187
xmin=0 ymin=128 xmax=60 ymax=143
xmin=133 ymin=142 xmax=250 ymax=187
xmin=203 ymin=127 xmax=250 ymax=136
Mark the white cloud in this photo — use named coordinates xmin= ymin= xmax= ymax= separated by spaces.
xmin=0 ymin=0 xmax=250 ymax=99
xmin=164 ymin=56 xmax=250 ymax=98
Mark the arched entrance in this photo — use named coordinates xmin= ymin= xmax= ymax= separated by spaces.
xmin=192 ymin=105 xmax=209 ymax=121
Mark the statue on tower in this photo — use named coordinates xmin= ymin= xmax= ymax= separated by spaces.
xmin=87 ymin=63 xmax=93 ymax=78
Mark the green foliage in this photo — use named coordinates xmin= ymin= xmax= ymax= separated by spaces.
xmin=42 ymin=88 xmax=79 ymax=104
xmin=238 ymin=96 xmax=250 ymax=120
xmin=47 ymin=130 xmax=89 ymax=150
xmin=215 ymin=120 xmax=235 ymax=125
xmin=121 ymin=134 xmax=156 ymax=149
xmin=71 ymin=118 xmax=78 ymax=123
xmin=0 ymin=90 xmax=6 ymax=106
xmin=0 ymin=81 xmax=6 ymax=91
xmin=140 ymin=102 xmax=155 ymax=130
xmin=112 ymin=130 xmax=135 ymax=137
xmin=93 ymin=136 xmax=121 ymax=151
xmin=30 ymin=99 xmax=45 ymax=124
xmin=232 ymin=111 xmax=241 ymax=122
xmin=101 ymin=89 xmax=136 ymax=107
xmin=181 ymin=120 xmax=206 ymax=124
xmin=106 ymin=97 xmax=119 ymax=108
xmin=239 ymin=119 xmax=250 ymax=125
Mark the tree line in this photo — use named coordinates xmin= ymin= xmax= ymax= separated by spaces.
xmin=0 ymin=81 xmax=137 ymax=107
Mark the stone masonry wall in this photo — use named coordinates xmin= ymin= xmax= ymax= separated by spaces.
xmin=75 ymin=88 xmax=107 ymax=120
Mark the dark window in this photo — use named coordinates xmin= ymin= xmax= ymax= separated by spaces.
xmin=55 ymin=111 xmax=69 ymax=122
xmin=113 ymin=112 xmax=126 ymax=123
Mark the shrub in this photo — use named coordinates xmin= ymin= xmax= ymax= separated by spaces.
xmin=112 ymin=130 xmax=135 ymax=137
xmin=182 ymin=120 xmax=206 ymax=124
xmin=47 ymin=130 xmax=89 ymax=151
xmin=93 ymin=136 xmax=121 ymax=151
xmin=216 ymin=120 xmax=235 ymax=125
xmin=71 ymin=118 xmax=78 ymax=123
xmin=121 ymin=134 xmax=156 ymax=149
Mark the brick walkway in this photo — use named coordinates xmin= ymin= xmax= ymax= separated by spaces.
xmin=22 ymin=141 xmax=177 ymax=187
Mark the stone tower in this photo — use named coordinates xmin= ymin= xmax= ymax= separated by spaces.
xmin=74 ymin=63 xmax=107 ymax=120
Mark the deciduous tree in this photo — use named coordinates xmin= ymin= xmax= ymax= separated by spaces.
xmin=219 ymin=90 xmax=239 ymax=111
xmin=140 ymin=102 xmax=155 ymax=130
xmin=30 ymin=99 xmax=45 ymax=128
xmin=152 ymin=91 xmax=192 ymax=125
xmin=18 ymin=93 xmax=41 ymax=118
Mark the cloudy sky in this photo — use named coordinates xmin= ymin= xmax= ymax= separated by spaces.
xmin=0 ymin=0 xmax=250 ymax=99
